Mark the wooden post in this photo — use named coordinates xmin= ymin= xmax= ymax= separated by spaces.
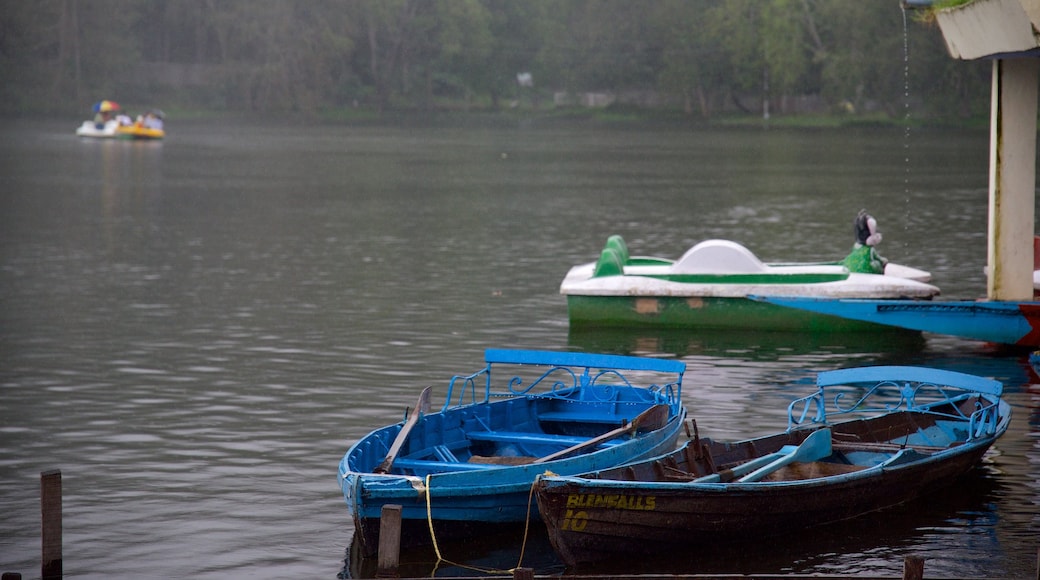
xmin=41 ymin=470 xmax=62 ymax=580
xmin=987 ymin=56 xmax=1038 ymax=301
xmin=902 ymin=555 xmax=924 ymax=580
xmin=513 ymin=567 xmax=534 ymax=580
xmin=376 ymin=505 xmax=402 ymax=578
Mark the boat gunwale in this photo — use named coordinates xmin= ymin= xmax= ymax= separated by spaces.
xmin=534 ymin=420 xmax=1002 ymax=493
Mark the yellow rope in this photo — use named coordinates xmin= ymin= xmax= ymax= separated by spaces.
xmin=423 ymin=472 xmax=542 ymax=576
xmin=513 ymin=473 xmax=542 ymax=569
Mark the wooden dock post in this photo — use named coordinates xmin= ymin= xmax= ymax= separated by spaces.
xmin=376 ymin=504 xmax=402 ymax=578
xmin=513 ymin=567 xmax=534 ymax=580
xmin=41 ymin=470 xmax=62 ymax=580
xmin=986 ymin=56 xmax=1038 ymax=301
xmin=902 ymin=555 xmax=924 ymax=580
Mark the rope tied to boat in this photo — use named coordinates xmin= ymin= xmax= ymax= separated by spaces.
xmin=424 ymin=471 xmax=544 ymax=575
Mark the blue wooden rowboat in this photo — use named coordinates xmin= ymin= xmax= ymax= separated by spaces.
xmin=535 ymin=366 xmax=1010 ymax=568
xmin=751 ymin=296 xmax=1040 ymax=346
xmin=338 ymin=349 xmax=687 ymax=556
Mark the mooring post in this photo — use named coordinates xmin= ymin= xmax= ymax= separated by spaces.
xmin=902 ymin=555 xmax=924 ymax=580
xmin=41 ymin=470 xmax=62 ymax=580
xmin=513 ymin=567 xmax=534 ymax=580
xmin=986 ymin=56 xmax=1038 ymax=301
xmin=376 ymin=504 xmax=402 ymax=578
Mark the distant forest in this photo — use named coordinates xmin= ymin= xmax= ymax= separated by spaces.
xmin=0 ymin=0 xmax=991 ymax=120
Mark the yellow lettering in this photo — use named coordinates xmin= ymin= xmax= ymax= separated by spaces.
xmin=567 ymin=494 xmax=657 ymax=512
xmin=570 ymin=510 xmax=588 ymax=531
xmin=560 ymin=508 xmax=589 ymax=532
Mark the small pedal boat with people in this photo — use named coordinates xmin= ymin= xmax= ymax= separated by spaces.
xmin=338 ymin=348 xmax=687 ymax=557
xmin=534 ymin=365 xmax=1011 ymax=567
xmin=75 ymin=100 xmax=164 ymax=140
xmin=561 ymin=211 xmax=939 ymax=331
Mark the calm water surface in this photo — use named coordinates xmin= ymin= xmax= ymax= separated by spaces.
xmin=0 ymin=117 xmax=1037 ymax=578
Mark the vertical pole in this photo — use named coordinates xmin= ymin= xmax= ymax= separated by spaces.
xmin=988 ymin=57 xmax=1039 ymax=300
xmin=41 ymin=470 xmax=62 ymax=580
xmin=376 ymin=504 xmax=402 ymax=578
xmin=902 ymin=555 xmax=924 ymax=580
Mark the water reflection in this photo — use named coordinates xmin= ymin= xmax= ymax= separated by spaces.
xmin=343 ymin=525 xmax=564 ymax=579
xmin=568 ymin=326 xmax=928 ymax=361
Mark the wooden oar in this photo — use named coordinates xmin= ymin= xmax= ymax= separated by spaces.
xmin=693 ymin=451 xmax=789 ymax=483
xmin=373 ymin=386 xmax=432 ymax=474
xmin=533 ymin=404 xmax=671 ymax=464
xmin=737 ymin=428 xmax=832 ymax=482
xmin=693 ymin=428 xmax=832 ymax=484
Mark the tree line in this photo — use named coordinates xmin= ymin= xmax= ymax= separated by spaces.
xmin=0 ymin=0 xmax=990 ymax=119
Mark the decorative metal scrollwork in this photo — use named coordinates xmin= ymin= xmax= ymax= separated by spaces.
xmin=444 ymin=361 xmax=681 ymax=412
xmin=787 ymin=377 xmax=999 ymax=435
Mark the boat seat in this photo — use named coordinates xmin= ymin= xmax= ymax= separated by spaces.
xmin=391 ymin=458 xmax=498 ymax=473
xmin=604 ymin=235 xmax=630 ymax=263
xmin=467 ymin=430 xmax=621 ymax=448
xmin=537 ymin=411 xmax=630 ymax=425
xmin=468 ymin=454 xmax=538 ymax=466
xmin=593 ymin=247 xmax=625 ymax=277
xmin=832 ymin=441 xmax=951 ymax=454
xmin=671 ymin=240 xmax=768 ymax=274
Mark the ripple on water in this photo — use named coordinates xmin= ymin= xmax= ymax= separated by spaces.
xmin=0 ymin=121 xmax=1034 ymax=578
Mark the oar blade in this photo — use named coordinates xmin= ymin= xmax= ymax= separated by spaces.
xmin=633 ymin=403 xmax=671 ymax=433
xmin=737 ymin=428 xmax=832 ymax=483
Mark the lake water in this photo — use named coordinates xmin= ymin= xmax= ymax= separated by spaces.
xmin=0 ymin=117 xmax=1037 ymax=579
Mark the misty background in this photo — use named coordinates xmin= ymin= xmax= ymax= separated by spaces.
xmin=0 ymin=0 xmax=990 ymax=120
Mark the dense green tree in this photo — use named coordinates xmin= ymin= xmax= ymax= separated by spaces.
xmin=760 ymin=0 xmax=815 ymax=99
xmin=545 ymin=0 xmax=660 ymax=93
xmin=0 ymin=0 xmax=139 ymax=111
xmin=480 ymin=0 xmax=554 ymax=109
xmin=406 ymin=1 xmax=493 ymax=109
xmin=650 ymin=0 xmax=726 ymax=116
xmin=0 ymin=0 xmax=996 ymax=120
